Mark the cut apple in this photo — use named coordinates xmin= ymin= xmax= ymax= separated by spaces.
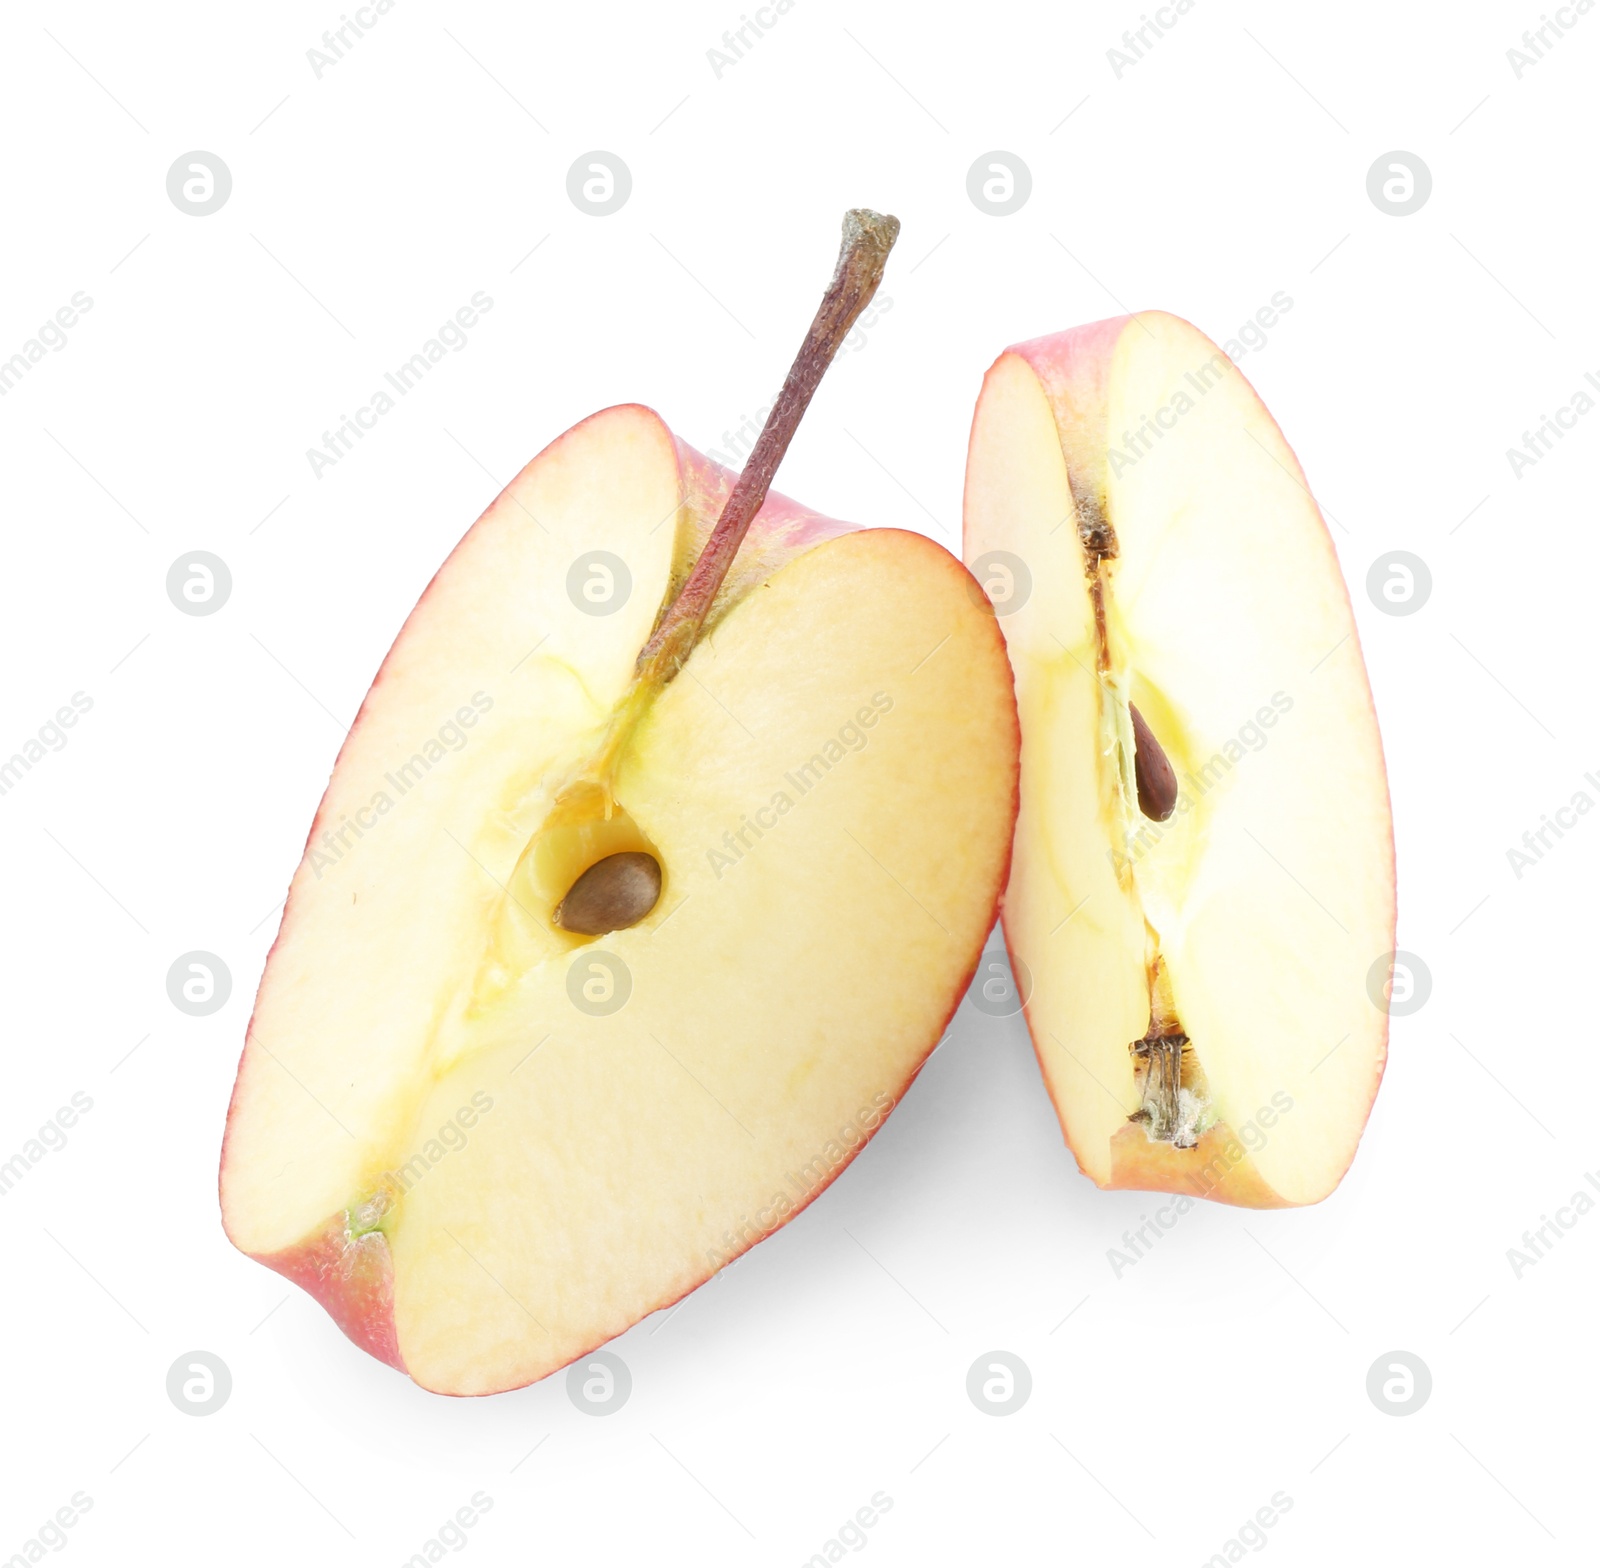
xmin=223 ymin=407 xmax=1018 ymax=1393
xmin=964 ymin=311 xmax=1394 ymax=1208
xmin=222 ymin=214 xmax=1021 ymax=1393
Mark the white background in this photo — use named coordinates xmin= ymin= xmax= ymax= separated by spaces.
xmin=1 ymin=1 xmax=1593 ymax=1563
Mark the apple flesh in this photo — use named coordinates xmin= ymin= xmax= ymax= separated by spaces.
xmin=964 ymin=312 xmax=1394 ymax=1208
xmin=222 ymin=404 xmax=1019 ymax=1393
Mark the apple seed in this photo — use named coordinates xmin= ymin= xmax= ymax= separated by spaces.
xmin=1129 ymin=703 xmax=1178 ymax=822
xmin=554 ymin=851 xmax=662 ymax=936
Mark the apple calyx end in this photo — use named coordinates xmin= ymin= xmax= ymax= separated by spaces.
xmin=1128 ymin=1030 xmax=1212 ymax=1150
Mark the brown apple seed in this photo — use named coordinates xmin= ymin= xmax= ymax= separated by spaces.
xmin=554 ymin=851 xmax=662 ymax=936
xmin=1129 ymin=703 xmax=1178 ymax=822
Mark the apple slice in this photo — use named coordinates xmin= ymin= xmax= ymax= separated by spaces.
xmin=964 ymin=311 xmax=1394 ymax=1209
xmin=222 ymin=215 xmax=1020 ymax=1394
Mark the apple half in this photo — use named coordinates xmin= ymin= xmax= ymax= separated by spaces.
xmin=222 ymin=403 xmax=1019 ymax=1393
xmin=964 ymin=311 xmax=1394 ymax=1208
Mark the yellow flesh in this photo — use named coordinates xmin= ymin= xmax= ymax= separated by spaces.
xmin=222 ymin=407 xmax=1018 ymax=1391
xmin=966 ymin=313 xmax=1391 ymax=1205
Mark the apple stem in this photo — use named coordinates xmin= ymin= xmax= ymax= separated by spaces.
xmin=559 ymin=209 xmax=900 ymax=817
xmin=634 ymin=207 xmax=901 ymax=687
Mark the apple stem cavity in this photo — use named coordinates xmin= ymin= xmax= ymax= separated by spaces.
xmin=633 ymin=207 xmax=901 ymax=692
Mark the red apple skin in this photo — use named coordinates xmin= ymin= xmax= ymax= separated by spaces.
xmin=221 ymin=407 xmax=1021 ymax=1386
xmin=1007 ymin=316 xmax=1128 ymax=474
xmin=975 ymin=317 xmax=1397 ymax=1209
xmin=673 ymin=435 xmax=857 ymax=560
xmin=255 ymin=1215 xmax=407 ymax=1372
xmin=1105 ymin=1124 xmax=1292 ymax=1208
